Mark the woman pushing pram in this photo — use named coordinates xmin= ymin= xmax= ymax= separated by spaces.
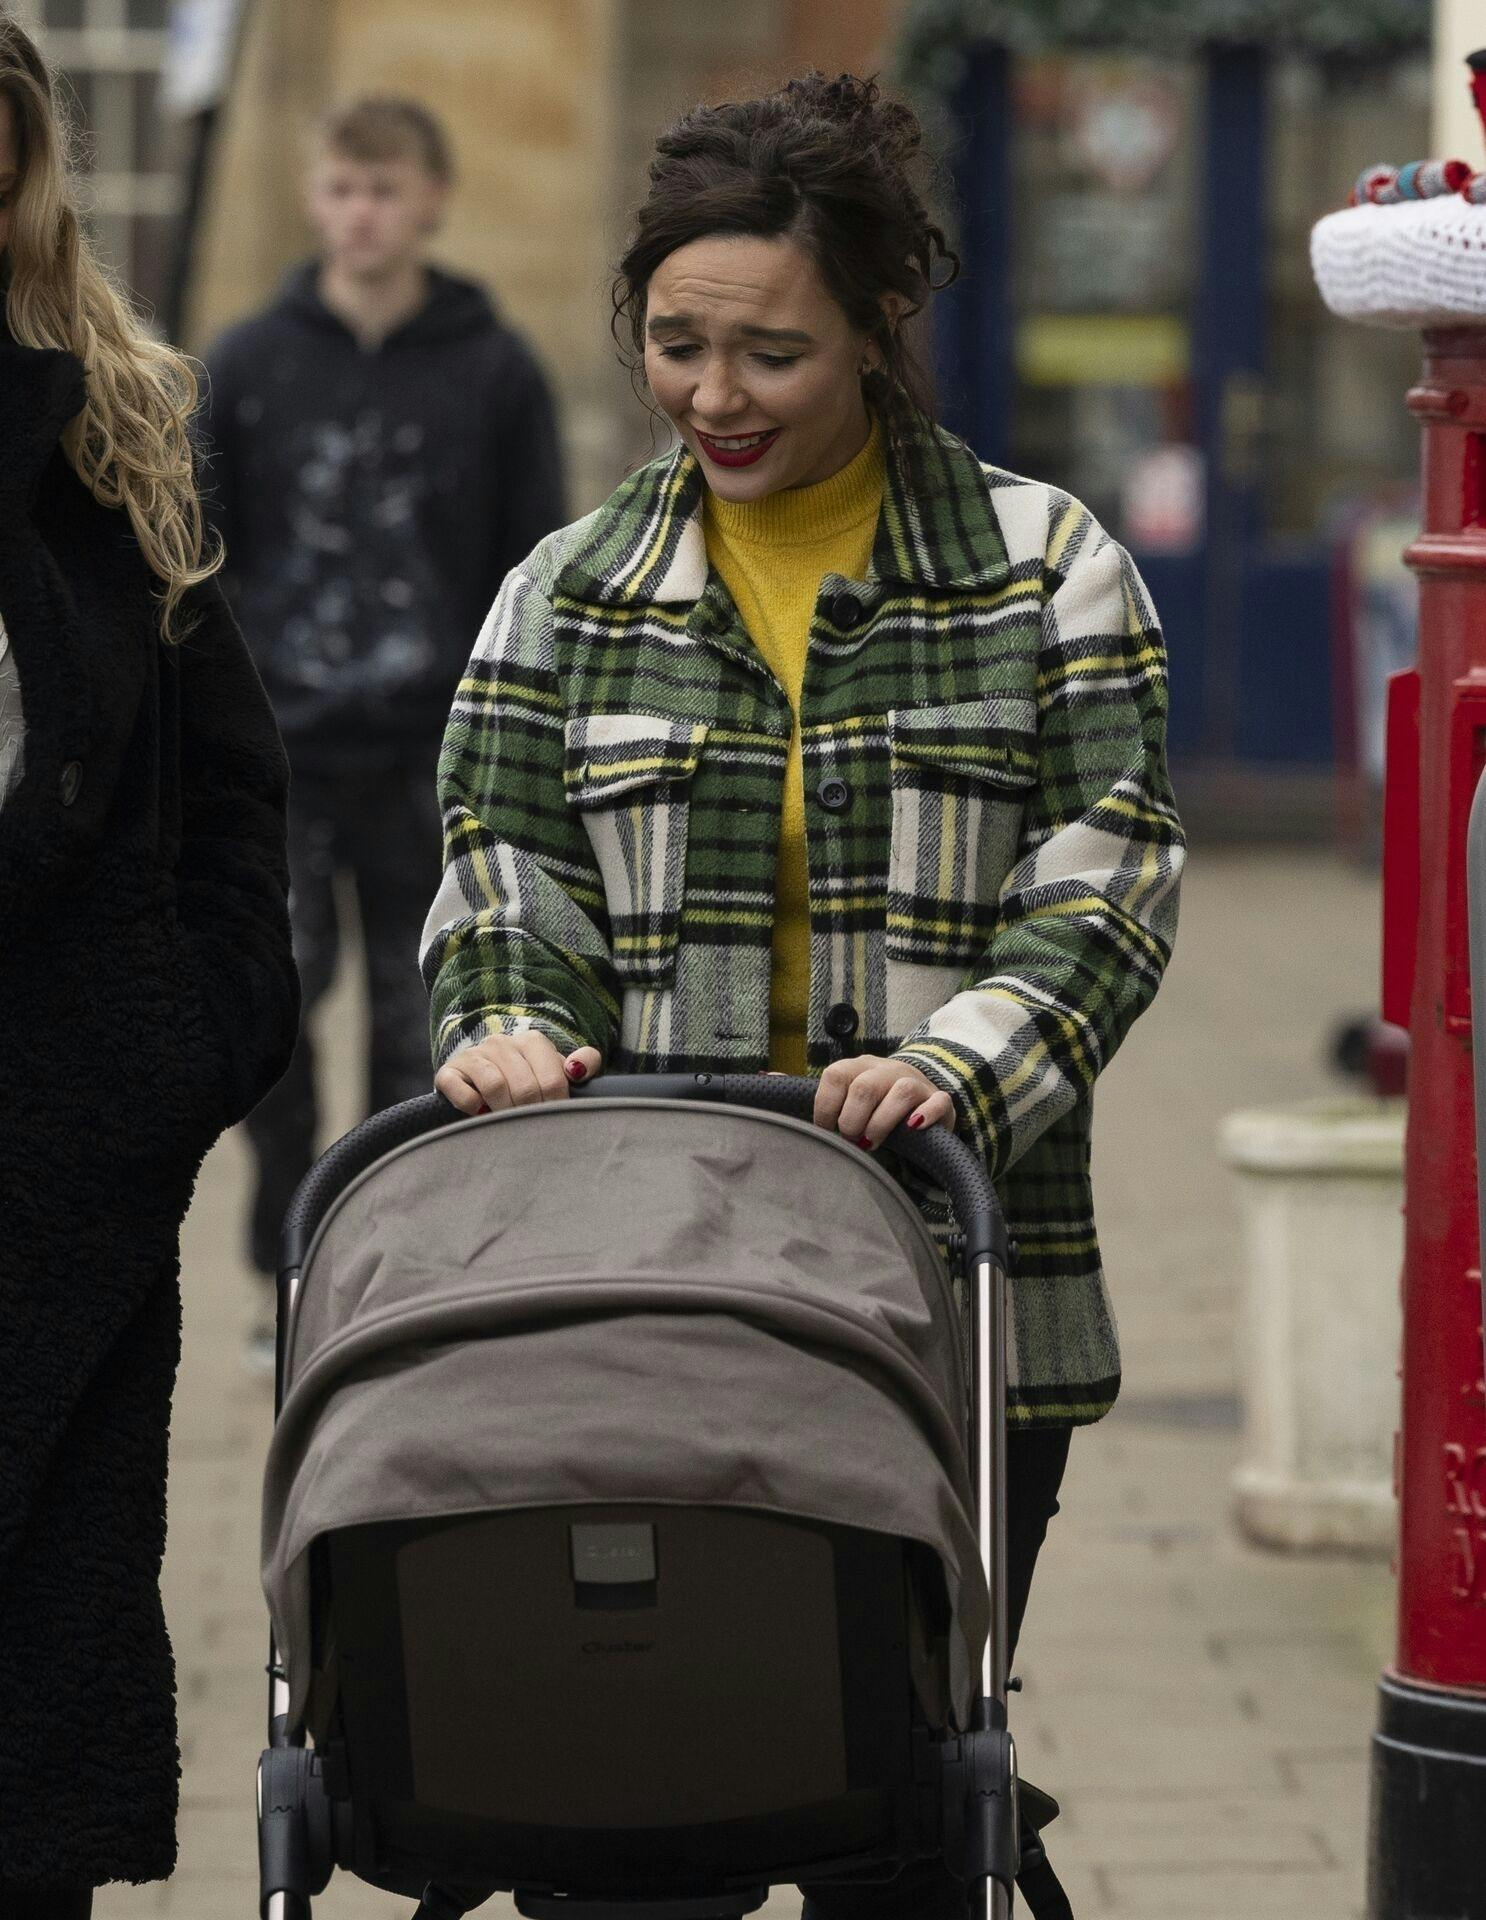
xmin=422 ymin=74 xmax=1182 ymax=1907
xmin=262 ymin=67 xmax=1183 ymax=1920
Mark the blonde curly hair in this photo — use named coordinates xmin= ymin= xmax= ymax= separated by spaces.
xmin=1 ymin=15 xmax=220 ymax=640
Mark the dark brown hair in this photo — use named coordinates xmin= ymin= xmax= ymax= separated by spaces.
xmin=314 ymin=95 xmax=455 ymax=185
xmin=613 ymin=71 xmax=958 ymax=438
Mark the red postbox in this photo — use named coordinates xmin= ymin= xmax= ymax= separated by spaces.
xmin=1313 ymin=81 xmax=1486 ymax=1905
xmin=1370 ymin=329 xmax=1486 ymax=1912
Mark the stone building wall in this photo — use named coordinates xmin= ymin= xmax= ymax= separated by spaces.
xmin=185 ymin=0 xmax=328 ymax=357
xmin=324 ymin=0 xmax=620 ymax=509
xmin=189 ymin=0 xmax=620 ymax=509
xmin=187 ymin=0 xmax=909 ymax=510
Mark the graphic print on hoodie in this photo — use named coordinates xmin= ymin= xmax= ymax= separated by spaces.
xmin=201 ymin=263 xmax=566 ymax=773
xmin=275 ymin=411 xmax=443 ymax=698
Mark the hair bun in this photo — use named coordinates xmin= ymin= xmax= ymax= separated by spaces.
xmin=783 ymin=71 xmax=922 ymax=166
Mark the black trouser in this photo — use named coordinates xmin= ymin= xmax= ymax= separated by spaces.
xmin=0 ymin=1885 xmax=92 ymax=1918
xmin=799 ymin=1426 xmax=1073 ymax=1919
xmin=245 ymin=762 xmax=441 ymax=1273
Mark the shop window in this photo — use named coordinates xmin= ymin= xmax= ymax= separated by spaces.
xmin=24 ymin=0 xmax=184 ymax=320
xmin=1005 ymin=49 xmax=1430 ymax=557
xmin=1008 ymin=53 xmax=1199 ymax=546
xmin=1265 ymin=56 xmax=1430 ymax=541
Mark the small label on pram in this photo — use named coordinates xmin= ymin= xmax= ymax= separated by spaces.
xmin=569 ymin=1521 xmax=657 ymax=1586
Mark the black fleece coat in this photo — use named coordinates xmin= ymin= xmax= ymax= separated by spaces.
xmin=0 ymin=343 xmax=298 ymax=1887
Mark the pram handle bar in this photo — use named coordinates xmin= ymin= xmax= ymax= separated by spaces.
xmin=698 ymin=1073 xmax=1006 ymax=1273
xmin=280 ymin=1093 xmax=453 ymax=1272
xmin=278 ymin=1076 xmax=1006 ymax=1276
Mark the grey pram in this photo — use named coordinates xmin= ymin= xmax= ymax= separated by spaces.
xmin=257 ymin=1073 xmax=1072 ymax=1919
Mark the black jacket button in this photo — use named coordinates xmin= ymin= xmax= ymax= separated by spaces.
xmin=59 ymin=760 xmax=82 ymax=807
xmin=817 ymin=775 xmax=852 ymax=813
xmin=830 ymin=592 xmax=864 ymax=630
xmin=825 ymin=1001 xmax=860 ymax=1041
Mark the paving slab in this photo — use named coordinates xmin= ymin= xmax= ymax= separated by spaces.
xmin=1098 ymin=1864 xmax=1362 ymax=1920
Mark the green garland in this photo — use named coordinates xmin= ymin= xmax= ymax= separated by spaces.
xmin=897 ymin=0 xmax=1431 ymax=100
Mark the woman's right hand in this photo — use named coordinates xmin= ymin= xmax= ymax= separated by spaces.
xmin=434 ymin=1031 xmax=603 ymax=1116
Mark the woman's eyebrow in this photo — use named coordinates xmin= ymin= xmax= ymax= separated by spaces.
xmin=646 ymin=312 xmax=815 ymax=347
xmin=739 ymin=324 xmax=815 ymax=346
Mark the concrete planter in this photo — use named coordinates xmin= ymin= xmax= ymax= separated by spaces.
xmin=1218 ymin=1098 xmax=1405 ymax=1553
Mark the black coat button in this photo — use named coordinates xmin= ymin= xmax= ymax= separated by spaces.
xmin=830 ymin=592 xmax=864 ymax=630
xmin=825 ymin=1002 xmax=860 ymax=1041
xmin=817 ymin=775 xmax=852 ymax=813
xmin=59 ymin=760 xmax=82 ymax=807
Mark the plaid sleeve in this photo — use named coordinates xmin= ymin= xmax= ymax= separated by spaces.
xmin=420 ymin=562 xmax=620 ymax=1067
xmin=894 ymin=497 xmax=1185 ymax=1177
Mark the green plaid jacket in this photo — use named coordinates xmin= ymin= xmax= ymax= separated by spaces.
xmin=422 ymin=412 xmax=1184 ymax=1425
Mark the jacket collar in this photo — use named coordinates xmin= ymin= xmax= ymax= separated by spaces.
xmin=553 ymin=408 xmax=1011 ymax=609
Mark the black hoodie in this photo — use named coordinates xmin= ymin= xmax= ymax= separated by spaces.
xmin=201 ymin=263 xmax=565 ymax=771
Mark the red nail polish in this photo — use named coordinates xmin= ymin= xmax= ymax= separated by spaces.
xmin=906 ymin=1113 xmax=925 ymax=1130
xmin=857 ymin=1134 xmax=873 ymax=1150
xmin=565 ymin=1058 xmax=585 ymax=1081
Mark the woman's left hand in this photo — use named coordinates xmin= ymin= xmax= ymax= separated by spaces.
xmin=813 ymin=1055 xmax=956 ymax=1149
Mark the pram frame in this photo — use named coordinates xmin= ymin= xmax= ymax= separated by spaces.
xmin=257 ymin=1073 xmax=1032 ymax=1920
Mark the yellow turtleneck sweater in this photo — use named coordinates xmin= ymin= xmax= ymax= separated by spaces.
xmin=703 ymin=418 xmax=886 ymax=1073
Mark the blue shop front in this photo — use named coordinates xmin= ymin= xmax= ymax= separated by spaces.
xmin=903 ymin=3 xmax=1431 ymax=821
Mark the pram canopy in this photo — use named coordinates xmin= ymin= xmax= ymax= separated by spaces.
xmin=261 ymin=1098 xmax=991 ymax=1727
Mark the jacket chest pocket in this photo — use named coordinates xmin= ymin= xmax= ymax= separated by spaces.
xmin=886 ymin=697 xmax=1038 ymax=966
xmin=564 ymin=713 xmax=707 ymax=985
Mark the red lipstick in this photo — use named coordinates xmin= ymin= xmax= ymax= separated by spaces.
xmin=694 ymin=427 xmax=781 ymax=469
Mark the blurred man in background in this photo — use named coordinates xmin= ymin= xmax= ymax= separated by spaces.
xmin=202 ymin=97 xmax=565 ymax=1359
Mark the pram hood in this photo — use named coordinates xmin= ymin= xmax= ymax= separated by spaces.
xmin=261 ymin=1100 xmax=991 ymax=1726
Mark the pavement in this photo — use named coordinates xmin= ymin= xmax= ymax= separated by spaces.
xmin=93 ymin=847 xmax=1392 ymax=1920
